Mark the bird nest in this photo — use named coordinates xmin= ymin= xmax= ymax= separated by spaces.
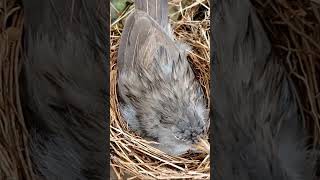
xmin=110 ymin=0 xmax=210 ymax=179
xmin=1 ymin=0 xmax=320 ymax=179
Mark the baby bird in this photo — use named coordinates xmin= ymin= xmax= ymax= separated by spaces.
xmin=117 ymin=0 xmax=209 ymax=156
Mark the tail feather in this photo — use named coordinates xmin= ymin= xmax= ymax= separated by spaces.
xmin=135 ymin=0 xmax=168 ymax=28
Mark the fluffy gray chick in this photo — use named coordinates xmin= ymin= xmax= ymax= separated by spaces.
xmin=117 ymin=0 xmax=209 ymax=156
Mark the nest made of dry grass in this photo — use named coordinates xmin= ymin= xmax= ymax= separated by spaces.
xmin=110 ymin=0 xmax=210 ymax=179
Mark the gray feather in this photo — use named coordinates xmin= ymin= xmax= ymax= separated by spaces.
xmin=117 ymin=0 xmax=208 ymax=155
xmin=135 ymin=0 xmax=168 ymax=28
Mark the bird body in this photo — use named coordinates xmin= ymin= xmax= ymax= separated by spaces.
xmin=117 ymin=0 xmax=209 ymax=155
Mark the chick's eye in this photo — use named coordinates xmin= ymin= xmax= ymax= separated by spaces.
xmin=160 ymin=114 xmax=171 ymax=124
xmin=160 ymin=114 xmax=169 ymax=120
xmin=161 ymin=114 xmax=168 ymax=119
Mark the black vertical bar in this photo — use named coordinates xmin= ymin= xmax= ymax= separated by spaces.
xmin=21 ymin=0 xmax=109 ymax=179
